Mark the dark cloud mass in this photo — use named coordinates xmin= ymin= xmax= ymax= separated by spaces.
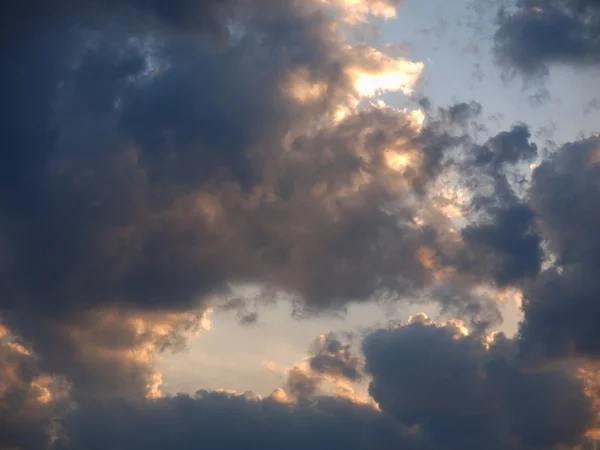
xmin=0 ymin=0 xmax=466 ymax=447
xmin=1 ymin=0 xmax=440 ymax=324
xmin=54 ymin=391 xmax=428 ymax=450
xmin=519 ymin=136 xmax=600 ymax=358
xmin=457 ymin=124 xmax=542 ymax=287
xmin=460 ymin=203 xmax=541 ymax=287
xmin=494 ymin=0 xmax=600 ymax=75
xmin=1 ymin=0 xmax=483 ymax=416
xmin=2 ymin=0 xmax=600 ymax=448
xmin=472 ymin=124 xmax=538 ymax=168
xmin=29 ymin=320 xmax=596 ymax=450
xmin=363 ymin=319 xmax=595 ymax=450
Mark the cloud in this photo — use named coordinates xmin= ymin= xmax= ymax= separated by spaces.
xmin=471 ymin=124 xmax=538 ymax=169
xmin=317 ymin=0 xmax=402 ymax=24
xmin=53 ymin=391 xmax=428 ymax=450
xmin=459 ymin=203 xmax=542 ymax=287
xmin=0 ymin=330 xmax=71 ymax=450
xmin=363 ymin=319 xmax=595 ymax=449
xmin=13 ymin=317 xmax=594 ymax=450
xmin=2 ymin=309 xmax=210 ymax=402
xmin=6 ymin=0 xmax=527 ymax=349
xmin=284 ymin=333 xmax=363 ymax=400
xmin=0 ymin=0 xmax=434 ymax=327
xmin=494 ymin=0 xmax=600 ymax=76
xmin=287 ymin=365 xmax=323 ymax=399
xmin=519 ymin=135 xmax=600 ymax=358
xmin=346 ymin=47 xmax=424 ymax=97
xmin=4 ymin=0 xmax=600 ymax=448
xmin=0 ymin=2 xmax=453 ymax=446
xmin=0 ymin=2 xmax=448 ymax=413
xmin=439 ymin=101 xmax=483 ymax=124
xmin=309 ymin=333 xmax=362 ymax=381
xmin=454 ymin=124 xmax=542 ymax=288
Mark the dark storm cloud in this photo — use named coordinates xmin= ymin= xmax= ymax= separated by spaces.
xmin=519 ymin=135 xmax=600 ymax=358
xmin=8 ymin=318 xmax=598 ymax=450
xmin=4 ymin=318 xmax=598 ymax=450
xmin=456 ymin=125 xmax=542 ymax=287
xmin=0 ymin=1 xmax=462 ymax=446
xmin=494 ymin=0 xmax=600 ymax=75
xmin=51 ymin=391 xmax=429 ymax=450
xmin=4 ymin=0 xmax=598 ymax=448
xmin=1 ymin=0 xmax=240 ymax=212
xmin=2 ymin=0 xmax=340 ymax=318
xmin=460 ymin=203 xmax=541 ymax=286
xmin=3 ymin=0 xmax=544 ymax=332
xmin=363 ymin=320 xmax=594 ymax=450
xmin=4 ymin=0 xmax=507 ymax=370
xmin=465 ymin=124 xmax=538 ymax=212
xmin=472 ymin=124 xmax=538 ymax=169
xmin=1 ymin=0 xmax=439 ymax=327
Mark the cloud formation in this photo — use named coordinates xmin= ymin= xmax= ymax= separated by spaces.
xmin=456 ymin=124 xmax=542 ymax=287
xmin=519 ymin=135 xmax=600 ymax=358
xmin=54 ymin=390 xmax=428 ymax=450
xmin=2 ymin=0 xmax=600 ymax=448
xmin=1 ymin=0 xmax=436 ymax=326
xmin=363 ymin=317 xmax=595 ymax=450
xmin=0 ymin=328 xmax=70 ymax=450
xmin=284 ymin=332 xmax=364 ymax=401
xmin=9 ymin=316 xmax=595 ymax=450
xmin=494 ymin=0 xmax=600 ymax=75
xmin=309 ymin=333 xmax=362 ymax=381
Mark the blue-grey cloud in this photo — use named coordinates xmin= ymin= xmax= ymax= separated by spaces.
xmin=453 ymin=124 xmax=542 ymax=287
xmin=494 ymin=0 xmax=600 ymax=75
xmin=363 ymin=319 xmax=594 ymax=450
xmin=53 ymin=391 xmax=429 ymax=450
xmin=2 ymin=0 xmax=600 ymax=448
xmin=520 ymin=135 xmax=600 ymax=358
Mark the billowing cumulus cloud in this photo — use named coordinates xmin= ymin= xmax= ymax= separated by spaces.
xmin=2 ymin=0 xmax=494 ymax=411
xmin=4 ymin=0 xmax=531 ymax=346
xmin=1 ymin=0 xmax=435 ymax=327
xmin=519 ymin=135 xmax=600 ymax=358
xmin=0 ymin=0 xmax=444 ymax=446
xmin=2 ymin=0 xmax=600 ymax=448
xmin=363 ymin=317 xmax=595 ymax=450
xmin=9 ymin=316 xmax=596 ymax=450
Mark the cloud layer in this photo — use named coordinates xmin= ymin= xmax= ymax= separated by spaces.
xmin=2 ymin=0 xmax=600 ymax=448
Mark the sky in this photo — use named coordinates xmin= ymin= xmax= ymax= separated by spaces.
xmin=3 ymin=0 xmax=600 ymax=449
